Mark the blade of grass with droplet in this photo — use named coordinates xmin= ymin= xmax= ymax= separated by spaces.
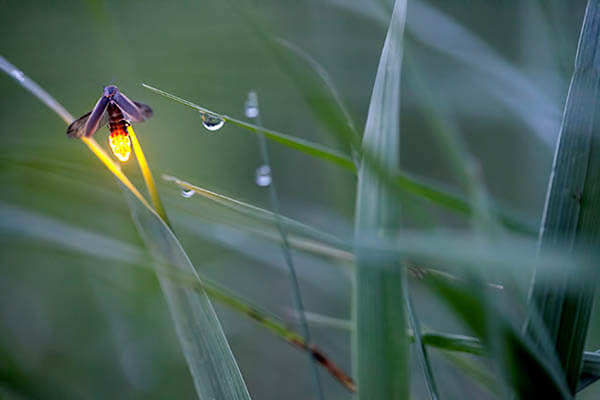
xmin=142 ymin=83 xmax=355 ymax=170
xmin=1 ymin=62 xmax=251 ymax=400
xmin=144 ymin=84 xmax=535 ymax=236
xmin=526 ymin=0 xmax=600 ymax=393
xmin=353 ymin=1 xmax=409 ymax=398
xmin=163 ymin=174 xmax=352 ymax=252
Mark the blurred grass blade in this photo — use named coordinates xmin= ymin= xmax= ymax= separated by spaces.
xmin=274 ymin=37 xmax=359 ymax=141
xmin=405 ymin=0 xmax=561 ymax=147
xmin=419 ymin=332 xmax=483 ymax=356
xmin=0 ymin=55 xmax=73 ymax=124
xmin=325 ymin=1 xmax=561 ymax=147
xmin=142 ymin=83 xmax=355 ymax=170
xmin=403 ymin=278 xmax=439 ymax=399
xmin=0 ymin=202 xmax=355 ymax=393
xmin=404 ymin=52 xmax=500 ymax=234
xmin=580 ymin=351 xmax=600 ymax=391
xmin=437 ymin=351 xmax=498 ymax=395
xmin=395 ymin=169 xmax=536 ymax=235
xmin=228 ymin=2 xmax=362 ymax=157
xmin=353 ymin=1 xmax=408 ymax=398
xmin=123 ymin=190 xmax=252 ymax=400
xmin=526 ymin=0 xmax=600 ymax=393
xmin=163 ymin=174 xmax=351 ymax=251
xmin=1 ymin=61 xmax=251 ymax=400
xmin=144 ymin=84 xmax=535 ymax=235
xmin=427 ymin=274 xmax=571 ymax=398
xmin=248 ymin=93 xmax=324 ymax=398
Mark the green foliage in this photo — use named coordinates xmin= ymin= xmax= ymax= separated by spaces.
xmin=2 ymin=0 xmax=600 ymax=399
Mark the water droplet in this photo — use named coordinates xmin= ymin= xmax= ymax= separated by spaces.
xmin=244 ymin=91 xmax=259 ymax=118
xmin=181 ymin=188 xmax=195 ymax=198
xmin=201 ymin=113 xmax=225 ymax=132
xmin=11 ymin=69 xmax=25 ymax=82
xmin=255 ymin=164 xmax=272 ymax=187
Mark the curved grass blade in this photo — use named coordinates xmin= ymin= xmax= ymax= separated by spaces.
xmin=144 ymin=84 xmax=535 ymax=236
xmin=0 ymin=202 xmax=355 ymax=393
xmin=1 ymin=61 xmax=251 ymax=400
xmin=142 ymin=83 xmax=355 ymax=170
xmin=224 ymin=1 xmax=362 ymax=159
xmin=128 ymin=126 xmax=169 ymax=223
xmin=325 ymin=0 xmax=562 ymax=147
xmin=353 ymin=1 xmax=409 ymax=399
xmin=526 ymin=0 xmax=600 ymax=393
xmin=163 ymin=174 xmax=351 ymax=252
xmin=274 ymin=37 xmax=359 ymax=140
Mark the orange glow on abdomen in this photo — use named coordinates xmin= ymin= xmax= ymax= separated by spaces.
xmin=108 ymin=127 xmax=131 ymax=162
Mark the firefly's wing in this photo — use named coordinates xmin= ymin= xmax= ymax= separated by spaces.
xmin=84 ymin=95 xmax=110 ymax=137
xmin=134 ymin=102 xmax=153 ymax=120
xmin=66 ymin=110 xmax=109 ymax=138
xmin=114 ymin=91 xmax=145 ymax=122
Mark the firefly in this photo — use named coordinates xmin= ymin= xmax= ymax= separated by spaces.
xmin=67 ymin=85 xmax=153 ymax=162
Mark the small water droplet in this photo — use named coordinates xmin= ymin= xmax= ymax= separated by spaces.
xmin=201 ymin=113 xmax=225 ymax=132
xmin=255 ymin=164 xmax=272 ymax=187
xmin=11 ymin=69 xmax=25 ymax=82
xmin=181 ymin=188 xmax=195 ymax=198
xmin=244 ymin=91 xmax=259 ymax=118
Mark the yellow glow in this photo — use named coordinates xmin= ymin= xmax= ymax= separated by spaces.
xmin=128 ymin=126 xmax=169 ymax=223
xmin=80 ymin=137 xmax=153 ymax=211
xmin=109 ymin=133 xmax=131 ymax=162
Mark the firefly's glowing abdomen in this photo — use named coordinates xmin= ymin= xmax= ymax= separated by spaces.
xmin=107 ymin=105 xmax=132 ymax=162
xmin=108 ymin=122 xmax=131 ymax=162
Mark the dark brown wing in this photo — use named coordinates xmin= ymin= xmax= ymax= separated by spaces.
xmin=84 ymin=95 xmax=110 ymax=137
xmin=112 ymin=91 xmax=145 ymax=122
xmin=66 ymin=110 xmax=109 ymax=138
xmin=134 ymin=101 xmax=153 ymax=120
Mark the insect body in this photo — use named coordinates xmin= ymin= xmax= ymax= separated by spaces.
xmin=67 ymin=85 xmax=153 ymax=162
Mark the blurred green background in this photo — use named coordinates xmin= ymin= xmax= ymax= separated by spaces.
xmin=1 ymin=0 xmax=598 ymax=398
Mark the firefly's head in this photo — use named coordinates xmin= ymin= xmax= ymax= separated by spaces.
xmin=103 ymin=85 xmax=120 ymax=98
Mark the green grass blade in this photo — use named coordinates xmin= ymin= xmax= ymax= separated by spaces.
xmin=420 ymin=332 xmax=483 ymax=356
xmin=225 ymin=2 xmax=362 ymax=158
xmin=404 ymin=52 xmax=500 ymax=233
xmin=142 ymin=83 xmax=355 ymax=170
xmin=526 ymin=0 xmax=600 ymax=393
xmin=427 ymin=274 xmax=571 ymax=398
xmin=1 ymin=61 xmax=251 ymax=399
xmin=437 ymin=351 xmax=498 ymax=395
xmin=403 ymin=278 xmax=439 ymax=400
xmin=395 ymin=170 xmax=537 ymax=235
xmin=0 ymin=55 xmax=73 ymax=124
xmin=122 ymin=188 xmax=251 ymax=400
xmin=248 ymin=93 xmax=324 ymax=398
xmin=163 ymin=174 xmax=351 ymax=252
xmin=0 ymin=202 xmax=355 ymax=393
xmin=353 ymin=1 xmax=409 ymax=398
xmin=143 ymin=84 xmax=535 ymax=235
